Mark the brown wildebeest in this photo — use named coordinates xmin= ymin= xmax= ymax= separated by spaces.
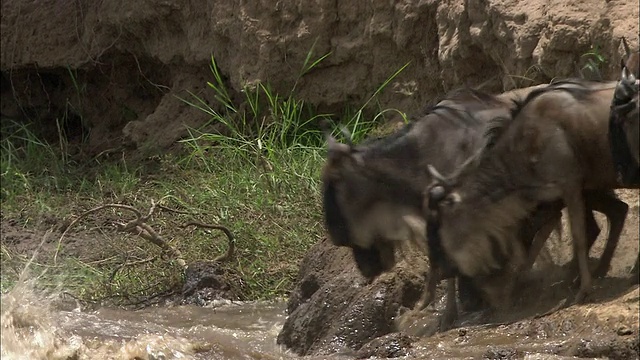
xmin=321 ymin=85 xmax=627 ymax=329
xmin=425 ymin=78 xmax=637 ymax=313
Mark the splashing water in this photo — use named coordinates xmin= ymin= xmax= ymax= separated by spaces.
xmin=0 ymin=278 xmax=294 ymax=360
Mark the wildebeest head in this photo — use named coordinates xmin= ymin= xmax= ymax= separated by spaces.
xmin=320 ymin=121 xmax=426 ymax=279
xmin=609 ymin=57 xmax=640 ymax=183
xmin=423 ymin=133 xmax=530 ymax=282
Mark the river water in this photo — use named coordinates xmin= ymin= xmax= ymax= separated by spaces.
xmin=1 ymin=279 xmax=307 ymax=360
xmin=2 ymin=276 xmax=638 ymax=360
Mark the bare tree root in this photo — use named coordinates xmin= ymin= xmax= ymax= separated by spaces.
xmin=181 ymin=221 xmax=235 ymax=262
xmin=56 ymin=201 xmax=187 ymax=270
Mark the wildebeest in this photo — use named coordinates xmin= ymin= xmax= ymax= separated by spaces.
xmin=621 ymin=37 xmax=639 ymax=77
xmin=426 ymin=78 xmax=637 ymax=312
xmin=321 ymin=84 xmax=627 ymax=328
xmin=609 ymin=39 xmax=639 ymax=185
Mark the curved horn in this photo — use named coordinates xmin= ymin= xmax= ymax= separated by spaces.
xmin=622 ymin=37 xmax=631 ymax=58
xmin=620 ymin=62 xmax=635 ymax=82
xmin=321 ymin=119 xmax=356 ymax=162
xmin=427 ymin=164 xmax=448 ymax=184
xmin=615 ymin=64 xmax=638 ymax=104
xmin=339 ymin=125 xmax=354 ymax=146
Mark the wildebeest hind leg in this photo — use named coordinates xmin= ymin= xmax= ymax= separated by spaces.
xmin=632 ymin=254 xmax=639 ymax=282
xmin=585 ymin=190 xmax=629 ymax=278
xmin=564 ymin=190 xmax=592 ymax=303
xmin=567 ymin=208 xmax=600 ymax=287
xmin=523 ymin=210 xmax=562 ymax=272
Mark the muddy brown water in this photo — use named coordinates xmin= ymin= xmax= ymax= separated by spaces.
xmin=2 ymin=277 xmax=638 ymax=360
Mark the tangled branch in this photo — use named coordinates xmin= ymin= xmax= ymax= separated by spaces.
xmin=56 ymin=201 xmax=187 ymax=270
xmin=181 ymin=221 xmax=235 ymax=262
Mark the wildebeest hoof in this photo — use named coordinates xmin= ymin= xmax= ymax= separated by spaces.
xmin=592 ymin=265 xmax=609 ymax=279
xmin=416 ymin=299 xmax=433 ymax=311
xmin=534 ymin=299 xmax=568 ymax=319
xmin=573 ymin=288 xmax=591 ymax=304
xmin=567 ymin=274 xmax=582 ymax=289
xmin=438 ymin=311 xmax=457 ymax=332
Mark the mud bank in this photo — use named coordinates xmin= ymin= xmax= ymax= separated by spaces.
xmin=1 ymin=0 xmax=638 ymax=153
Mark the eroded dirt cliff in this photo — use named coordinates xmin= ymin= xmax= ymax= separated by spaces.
xmin=1 ymin=0 xmax=638 ymax=153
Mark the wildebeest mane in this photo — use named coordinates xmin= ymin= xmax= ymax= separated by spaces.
xmin=361 ymin=87 xmax=500 ymax=148
xmin=477 ymin=79 xmax=611 ymax=159
xmin=483 ymin=116 xmax=512 ymax=151
xmin=421 ymin=87 xmax=506 ymax=126
xmin=359 ymin=87 xmax=503 ymax=162
xmin=359 ymin=121 xmax=415 ymax=149
xmin=511 ymin=79 xmax=606 ymax=119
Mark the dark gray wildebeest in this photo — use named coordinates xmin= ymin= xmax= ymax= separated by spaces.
xmin=321 ymin=85 xmax=627 ymax=329
xmin=609 ymin=39 xmax=639 ymax=275
xmin=609 ymin=39 xmax=639 ymax=186
xmin=425 ymin=78 xmax=638 ymax=315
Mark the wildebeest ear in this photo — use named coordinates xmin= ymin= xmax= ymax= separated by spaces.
xmin=425 ymin=184 xmax=460 ymax=210
xmin=326 ymin=135 xmax=365 ymax=169
xmin=443 ymin=191 xmax=461 ymax=206
xmin=621 ymin=64 xmax=637 ymax=83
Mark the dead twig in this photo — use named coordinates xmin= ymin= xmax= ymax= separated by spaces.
xmin=157 ymin=204 xmax=194 ymax=215
xmin=181 ymin=221 xmax=235 ymax=262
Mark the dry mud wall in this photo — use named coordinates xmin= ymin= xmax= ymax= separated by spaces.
xmin=1 ymin=0 xmax=638 ymax=153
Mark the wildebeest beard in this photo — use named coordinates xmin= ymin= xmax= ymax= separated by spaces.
xmin=322 ymin=181 xmax=350 ymax=247
xmin=322 ymin=165 xmax=424 ymax=279
xmin=323 ymin=181 xmax=389 ymax=278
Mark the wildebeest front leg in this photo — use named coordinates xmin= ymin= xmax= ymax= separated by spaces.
xmin=439 ymin=278 xmax=458 ymax=331
xmin=564 ymin=191 xmax=592 ymax=303
xmin=417 ymin=265 xmax=440 ymax=310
